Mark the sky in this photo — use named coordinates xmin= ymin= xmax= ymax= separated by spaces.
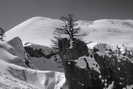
xmin=0 ymin=0 xmax=133 ymax=30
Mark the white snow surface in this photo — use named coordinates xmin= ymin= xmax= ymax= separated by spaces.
xmin=4 ymin=17 xmax=133 ymax=48
xmin=0 ymin=59 xmax=66 ymax=89
xmin=0 ymin=40 xmax=66 ymax=89
xmin=7 ymin=37 xmax=26 ymax=59
xmin=0 ymin=40 xmax=18 ymax=61
xmin=0 ymin=38 xmax=28 ymax=67
xmin=5 ymin=17 xmax=63 ymax=47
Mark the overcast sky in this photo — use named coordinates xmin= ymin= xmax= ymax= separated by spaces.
xmin=0 ymin=0 xmax=133 ymax=30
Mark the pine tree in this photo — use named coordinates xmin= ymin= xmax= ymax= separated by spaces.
xmin=53 ymin=14 xmax=86 ymax=49
xmin=53 ymin=14 xmax=89 ymax=89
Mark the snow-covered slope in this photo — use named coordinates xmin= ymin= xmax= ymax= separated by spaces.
xmin=82 ymin=19 xmax=133 ymax=47
xmin=0 ymin=61 xmax=39 ymax=89
xmin=5 ymin=17 xmax=63 ymax=47
xmin=0 ymin=59 xmax=66 ymax=89
xmin=0 ymin=40 xmax=66 ymax=89
xmin=0 ymin=47 xmax=17 ymax=61
xmin=0 ymin=40 xmax=30 ymax=68
xmin=1 ymin=37 xmax=64 ymax=71
xmin=0 ymin=71 xmax=38 ymax=89
xmin=5 ymin=17 xmax=133 ymax=47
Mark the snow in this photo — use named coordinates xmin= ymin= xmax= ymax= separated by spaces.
xmin=0 ymin=59 xmax=66 ymax=89
xmin=0 ymin=38 xmax=28 ymax=67
xmin=0 ymin=72 xmax=39 ymax=89
xmin=5 ymin=17 xmax=63 ymax=47
xmin=0 ymin=40 xmax=66 ymax=89
xmin=0 ymin=40 xmax=13 ymax=50
xmin=5 ymin=60 xmax=65 ymax=89
xmin=7 ymin=37 xmax=26 ymax=59
xmin=4 ymin=17 xmax=133 ymax=48
xmin=0 ymin=41 xmax=18 ymax=61
xmin=82 ymin=19 xmax=133 ymax=48
xmin=87 ymin=42 xmax=98 ymax=49
xmin=0 ymin=48 xmax=17 ymax=61
xmin=3 ymin=16 xmax=133 ymax=88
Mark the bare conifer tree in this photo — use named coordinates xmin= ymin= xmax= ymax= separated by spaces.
xmin=53 ymin=14 xmax=85 ymax=49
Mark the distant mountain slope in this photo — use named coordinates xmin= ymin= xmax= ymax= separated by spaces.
xmin=82 ymin=19 xmax=133 ymax=47
xmin=5 ymin=17 xmax=63 ymax=47
xmin=5 ymin=17 xmax=133 ymax=47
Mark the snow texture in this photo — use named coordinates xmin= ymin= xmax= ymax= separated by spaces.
xmin=5 ymin=17 xmax=133 ymax=48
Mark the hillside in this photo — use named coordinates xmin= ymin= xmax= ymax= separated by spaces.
xmin=4 ymin=17 xmax=133 ymax=48
xmin=0 ymin=40 xmax=66 ymax=89
xmin=2 ymin=17 xmax=133 ymax=89
xmin=0 ymin=59 xmax=65 ymax=89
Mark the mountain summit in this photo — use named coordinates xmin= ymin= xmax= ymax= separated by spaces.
xmin=5 ymin=17 xmax=63 ymax=47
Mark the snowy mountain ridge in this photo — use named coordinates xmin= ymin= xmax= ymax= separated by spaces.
xmin=4 ymin=16 xmax=133 ymax=48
